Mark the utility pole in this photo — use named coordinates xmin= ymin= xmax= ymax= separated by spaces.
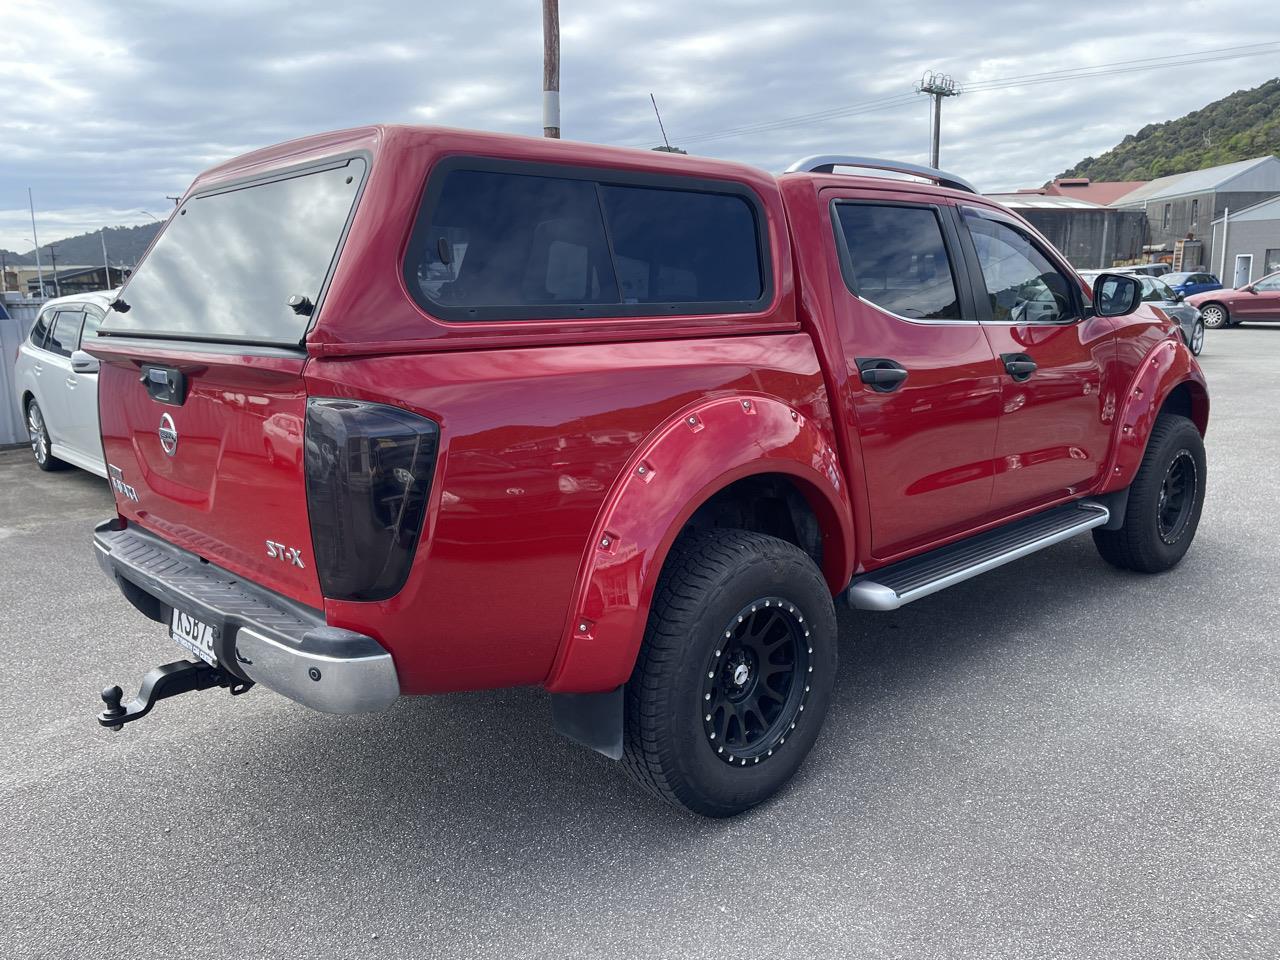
xmin=101 ymin=228 xmax=112 ymax=290
xmin=915 ymin=71 xmax=962 ymax=169
xmin=49 ymin=243 xmax=61 ymax=297
xmin=28 ymin=187 xmax=46 ymax=299
xmin=542 ymin=0 xmax=560 ymax=138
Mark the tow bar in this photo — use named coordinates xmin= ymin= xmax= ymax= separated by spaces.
xmin=97 ymin=659 xmax=253 ymax=731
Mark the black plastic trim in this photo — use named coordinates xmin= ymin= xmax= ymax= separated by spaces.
xmin=551 ymin=686 xmax=625 ymax=760
xmin=93 ymin=519 xmax=329 ymax=681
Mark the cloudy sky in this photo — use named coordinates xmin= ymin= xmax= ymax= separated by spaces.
xmin=3 ymin=0 xmax=1279 ymax=253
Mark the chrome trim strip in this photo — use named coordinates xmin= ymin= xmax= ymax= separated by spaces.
xmin=786 ymin=155 xmax=978 ymax=195
xmin=847 ymin=503 xmax=1110 ymax=611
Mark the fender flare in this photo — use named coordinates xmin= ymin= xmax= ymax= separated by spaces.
xmin=1100 ymin=338 xmax=1209 ymax=494
xmin=544 ymin=393 xmax=854 ymax=694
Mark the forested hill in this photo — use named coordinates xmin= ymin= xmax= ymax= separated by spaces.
xmin=0 ymin=222 xmax=160 ymax=267
xmin=1056 ymin=77 xmax=1280 ymax=181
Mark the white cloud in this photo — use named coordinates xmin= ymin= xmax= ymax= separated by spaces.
xmin=2 ymin=0 xmax=1278 ymax=252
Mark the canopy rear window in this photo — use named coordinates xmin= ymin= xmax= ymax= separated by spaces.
xmin=101 ymin=157 xmax=365 ymax=345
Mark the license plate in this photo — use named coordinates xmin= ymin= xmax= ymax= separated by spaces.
xmin=170 ymin=608 xmax=217 ymax=665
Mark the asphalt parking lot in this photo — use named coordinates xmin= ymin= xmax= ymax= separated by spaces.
xmin=2 ymin=330 xmax=1277 ymax=960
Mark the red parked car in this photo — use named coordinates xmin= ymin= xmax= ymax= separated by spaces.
xmin=90 ymin=128 xmax=1209 ymax=816
xmin=1187 ymin=270 xmax=1280 ymax=327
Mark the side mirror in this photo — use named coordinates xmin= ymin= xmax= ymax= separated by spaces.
xmin=1243 ymin=284 xmax=1256 ymax=293
xmin=1091 ymin=273 xmax=1143 ymax=318
xmin=1174 ymin=291 xmax=1185 ymax=302
xmin=71 ymin=350 xmax=100 ymax=374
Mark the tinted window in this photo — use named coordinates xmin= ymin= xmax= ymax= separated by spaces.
xmin=1140 ymin=278 xmax=1176 ymax=302
xmin=833 ymin=203 xmax=960 ymax=320
xmin=47 ymin=310 xmax=84 ymax=357
xmin=599 ymin=185 xmax=761 ymax=303
xmin=30 ymin=311 xmax=51 ymax=348
xmin=414 ymin=169 xmax=617 ymax=311
xmin=81 ymin=307 xmax=105 ymax=342
xmin=1254 ymin=273 xmax=1280 ymax=291
xmin=406 ymin=164 xmax=766 ymax=320
xmin=102 ymin=158 xmax=365 ymax=344
xmin=965 ymin=215 xmax=1077 ymax=324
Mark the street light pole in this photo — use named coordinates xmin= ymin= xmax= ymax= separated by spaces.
xmin=542 ymin=0 xmax=560 ymax=138
xmin=27 ymin=187 xmax=46 ymax=299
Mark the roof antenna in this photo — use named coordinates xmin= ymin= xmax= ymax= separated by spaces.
xmin=650 ymin=93 xmax=672 ymax=151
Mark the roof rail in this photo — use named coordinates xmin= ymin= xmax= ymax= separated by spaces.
xmin=785 ymin=155 xmax=977 ymax=195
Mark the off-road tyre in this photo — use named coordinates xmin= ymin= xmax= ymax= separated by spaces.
xmin=1093 ymin=414 xmax=1205 ymax=573
xmin=622 ymin=529 xmax=837 ymax=817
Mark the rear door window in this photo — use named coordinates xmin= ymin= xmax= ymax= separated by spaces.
xmin=406 ymin=161 xmax=768 ymax=321
xmin=832 ymin=202 xmax=962 ymax=320
xmin=101 ymin=157 xmax=366 ymax=345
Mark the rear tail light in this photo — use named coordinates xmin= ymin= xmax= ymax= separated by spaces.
xmin=304 ymin=399 xmax=440 ymax=602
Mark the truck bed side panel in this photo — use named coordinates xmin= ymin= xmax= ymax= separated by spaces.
xmin=305 ymin=333 xmax=832 ymax=694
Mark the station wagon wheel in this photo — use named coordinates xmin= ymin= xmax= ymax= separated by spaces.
xmin=1189 ymin=320 xmax=1205 ymax=356
xmin=25 ymin=399 xmax=65 ymax=473
xmin=1198 ymin=304 xmax=1228 ymax=329
xmin=622 ymin=529 xmax=837 ymax=817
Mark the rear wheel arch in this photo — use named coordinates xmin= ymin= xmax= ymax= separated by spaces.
xmin=544 ymin=395 xmax=854 ymax=694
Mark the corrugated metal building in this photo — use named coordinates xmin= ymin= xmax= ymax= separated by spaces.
xmin=984 ymin=194 xmax=1147 ymax=269
xmin=1208 ymin=195 xmax=1280 ymax=287
xmin=1112 ymin=156 xmax=1280 ymax=270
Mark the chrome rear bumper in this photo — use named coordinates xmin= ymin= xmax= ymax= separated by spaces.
xmin=93 ymin=519 xmax=399 ymax=714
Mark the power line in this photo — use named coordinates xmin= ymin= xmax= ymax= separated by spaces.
xmin=646 ymin=41 xmax=1280 ymax=150
xmin=670 ymin=93 xmax=919 ymax=146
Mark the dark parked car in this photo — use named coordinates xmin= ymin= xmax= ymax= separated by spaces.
xmin=1163 ymin=272 xmax=1222 ymax=298
xmin=1080 ymin=271 xmax=1204 ymax=355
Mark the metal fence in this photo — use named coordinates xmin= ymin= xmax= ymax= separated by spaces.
xmin=0 ymin=299 xmax=42 ymax=446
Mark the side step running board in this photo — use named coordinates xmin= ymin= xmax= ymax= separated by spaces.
xmin=845 ymin=501 xmax=1110 ymax=611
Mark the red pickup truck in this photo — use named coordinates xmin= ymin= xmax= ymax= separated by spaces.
xmin=90 ymin=126 xmax=1208 ymax=816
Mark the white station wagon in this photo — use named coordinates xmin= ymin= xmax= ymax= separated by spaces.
xmin=13 ymin=290 xmax=113 ymax=477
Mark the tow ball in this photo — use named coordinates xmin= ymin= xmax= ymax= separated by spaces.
xmin=97 ymin=659 xmax=253 ymax=731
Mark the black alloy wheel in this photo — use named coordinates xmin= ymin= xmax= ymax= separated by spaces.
xmin=701 ymin=597 xmax=812 ymax=767
xmin=1156 ymin=449 xmax=1198 ymax=546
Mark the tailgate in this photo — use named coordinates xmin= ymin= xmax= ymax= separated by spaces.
xmin=98 ymin=350 xmax=323 ymax=608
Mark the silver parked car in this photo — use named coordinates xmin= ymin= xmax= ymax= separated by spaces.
xmin=13 ymin=290 xmax=112 ymax=476
xmin=1080 ymin=271 xmax=1203 ymax=355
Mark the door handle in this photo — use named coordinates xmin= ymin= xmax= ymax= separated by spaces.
xmin=856 ymin=358 xmax=909 ymax=392
xmin=1001 ymin=353 xmax=1037 ymax=382
xmin=66 ymin=377 xmax=77 ymax=387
